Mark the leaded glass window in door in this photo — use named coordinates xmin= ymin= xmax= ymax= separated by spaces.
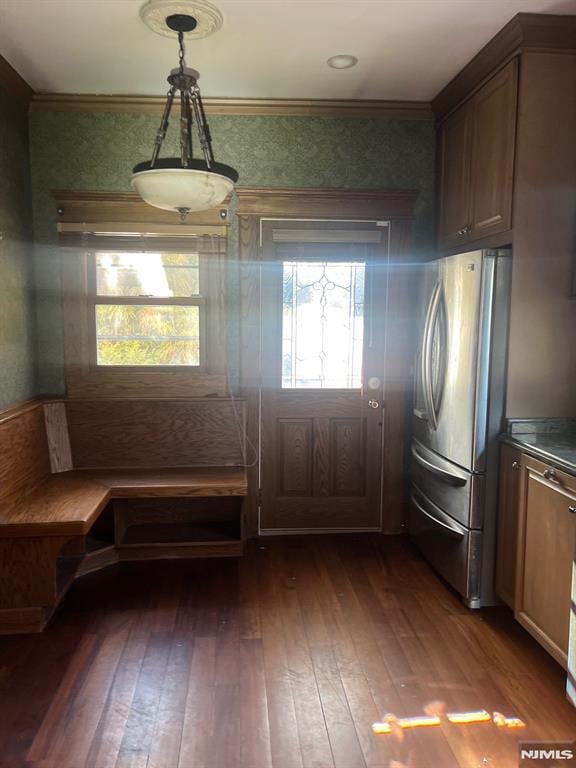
xmin=282 ymin=260 xmax=365 ymax=389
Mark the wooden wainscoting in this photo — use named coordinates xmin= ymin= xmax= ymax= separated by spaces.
xmin=0 ymin=402 xmax=52 ymax=505
xmin=65 ymin=398 xmax=246 ymax=469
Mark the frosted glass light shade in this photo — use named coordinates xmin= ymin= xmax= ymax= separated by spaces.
xmin=131 ymin=167 xmax=235 ymax=213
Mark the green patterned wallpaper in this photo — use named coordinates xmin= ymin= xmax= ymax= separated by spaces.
xmin=29 ymin=111 xmax=435 ymax=395
xmin=0 ymin=85 xmax=36 ymax=409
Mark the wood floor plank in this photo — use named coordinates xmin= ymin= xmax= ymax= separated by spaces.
xmin=277 ymin=543 xmax=336 ymax=768
xmin=334 ymin=537 xmax=462 ymax=768
xmin=177 ymin=636 xmax=217 ymax=768
xmin=147 ymin=635 xmax=193 ymax=768
xmin=27 ymin=634 xmax=100 ymax=761
xmin=84 ymin=630 xmax=150 ymax=768
xmin=0 ymin=535 xmax=573 ymax=768
xmin=304 ymin=541 xmax=397 ymax=768
xmin=239 ymin=639 xmax=273 ymax=768
xmin=47 ymin=628 xmax=130 ymax=765
xmin=259 ymin=546 xmax=304 ymax=768
xmin=116 ymin=632 xmax=172 ymax=763
xmin=309 ymin=644 xmax=367 ymax=768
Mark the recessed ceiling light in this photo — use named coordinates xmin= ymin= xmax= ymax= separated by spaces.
xmin=327 ymin=54 xmax=358 ymax=70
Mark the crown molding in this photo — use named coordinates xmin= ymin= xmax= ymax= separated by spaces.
xmin=31 ymin=93 xmax=434 ymax=120
xmin=433 ymin=12 xmax=576 ymax=120
xmin=0 ymin=54 xmax=34 ymax=105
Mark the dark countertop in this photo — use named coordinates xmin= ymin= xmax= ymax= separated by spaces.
xmin=501 ymin=418 xmax=576 ymax=477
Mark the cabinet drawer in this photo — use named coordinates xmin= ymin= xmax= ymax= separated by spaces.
xmin=522 ymin=455 xmax=576 ymax=496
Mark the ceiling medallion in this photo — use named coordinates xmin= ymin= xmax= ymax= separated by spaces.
xmin=140 ymin=0 xmax=223 ymax=39
xmin=132 ymin=3 xmax=238 ymax=217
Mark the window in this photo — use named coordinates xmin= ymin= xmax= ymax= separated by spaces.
xmin=57 ymin=191 xmax=229 ymax=398
xmin=93 ymin=251 xmax=203 ymax=367
xmin=282 ymin=260 xmax=366 ymax=388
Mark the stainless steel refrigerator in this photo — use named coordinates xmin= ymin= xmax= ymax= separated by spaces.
xmin=410 ymin=248 xmax=511 ymax=608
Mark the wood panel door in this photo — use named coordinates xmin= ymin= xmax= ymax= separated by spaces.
xmin=259 ymin=222 xmax=388 ymax=531
xmin=468 ymin=60 xmax=518 ymax=241
xmin=515 ymin=455 xmax=576 ymax=668
xmin=438 ymin=100 xmax=473 ymax=250
xmin=495 ymin=443 xmax=522 ymax=608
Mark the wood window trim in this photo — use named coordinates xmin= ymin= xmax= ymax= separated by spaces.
xmin=235 ymin=186 xmax=418 ymax=219
xmin=56 ymin=191 xmax=230 ymax=399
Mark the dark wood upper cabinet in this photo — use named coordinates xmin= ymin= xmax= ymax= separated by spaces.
xmin=438 ymin=59 xmax=518 ymax=251
xmin=438 ymin=101 xmax=472 ymax=249
xmin=469 ymin=61 xmax=518 ymax=240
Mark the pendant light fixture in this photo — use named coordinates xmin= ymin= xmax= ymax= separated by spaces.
xmin=132 ymin=1 xmax=238 ymax=218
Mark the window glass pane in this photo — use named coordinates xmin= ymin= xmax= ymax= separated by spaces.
xmin=96 ymin=305 xmax=200 ymax=366
xmin=282 ymin=261 xmax=365 ymax=389
xmin=96 ymin=252 xmax=199 ymax=297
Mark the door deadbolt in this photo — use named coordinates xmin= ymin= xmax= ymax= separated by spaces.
xmin=368 ymin=400 xmax=380 ymax=409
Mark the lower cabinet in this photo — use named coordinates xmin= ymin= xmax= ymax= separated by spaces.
xmin=514 ymin=455 xmax=576 ymax=668
xmin=496 ymin=444 xmax=522 ymax=608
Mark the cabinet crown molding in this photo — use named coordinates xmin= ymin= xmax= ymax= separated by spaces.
xmin=433 ymin=12 xmax=576 ymax=120
xmin=0 ymin=53 xmax=33 ymax=105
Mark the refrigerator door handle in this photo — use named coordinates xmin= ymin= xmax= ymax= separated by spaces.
xmin=416 ymin=282 xmax=438 ymax=423
xmin=423 ymin=281 xmax=442 ymax=431
xmin=411 ymin=493 xmax=465 ymax=539
xmin=411 ymin=444 xmax=467 ymax=487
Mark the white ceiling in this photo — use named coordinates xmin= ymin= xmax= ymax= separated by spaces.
xmin=1 ymin=0 xmax=575 ymax=100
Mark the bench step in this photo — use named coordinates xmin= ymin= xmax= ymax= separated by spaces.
xmin=0 ymin=467 xmax=248 ymax=537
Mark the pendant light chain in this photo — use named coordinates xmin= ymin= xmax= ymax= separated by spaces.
xmin=178 ymin=30 xmax=186 ymax=73
xmin=150 ymin=86 xmax=176 ymax=168
xmin=130 ymin=12 xmax=238 ymax=216
xmin=148 ymin=25 xmax=216 ymax=174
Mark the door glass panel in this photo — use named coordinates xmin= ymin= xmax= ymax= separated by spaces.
xmin=282 ymin=261 xmax=365 ymax=389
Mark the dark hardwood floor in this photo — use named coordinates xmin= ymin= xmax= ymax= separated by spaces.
xmin=0 ymin=535 xmax=574 ymax=768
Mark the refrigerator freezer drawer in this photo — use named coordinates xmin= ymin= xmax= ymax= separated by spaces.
xmin=410 ymin=487 xmax=482 ymax=604
xmin=411 ymin=440 xmax=485 ymax=529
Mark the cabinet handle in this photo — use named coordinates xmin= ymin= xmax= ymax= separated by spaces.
xmin=543 ymin=468 xmax=559 ymax=483
xmin=512 ymin=460 xmax=521 ymax=471
xmin=569 ymin=506 xmax=576 ymax=515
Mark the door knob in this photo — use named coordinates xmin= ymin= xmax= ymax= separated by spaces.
xmin=368 ymin=400 xmax=380 ymax=409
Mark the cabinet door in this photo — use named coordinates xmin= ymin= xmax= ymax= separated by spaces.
xmin=468 ymin=60 xmax=518 ymax=241
xmin=515 ymin=455 xmax=576 ymax=668
xmin=438 ymin=100 xmax=472 ymax=250
xmin=496 ymin=444 xmax=522 ymax=608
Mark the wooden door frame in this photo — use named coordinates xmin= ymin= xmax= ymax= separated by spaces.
xmin=236 ymin=187 xmax=419 ymax=536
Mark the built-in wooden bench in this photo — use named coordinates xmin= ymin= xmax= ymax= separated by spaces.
xmin=0 ymin=399 xmax=248 ymax=635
